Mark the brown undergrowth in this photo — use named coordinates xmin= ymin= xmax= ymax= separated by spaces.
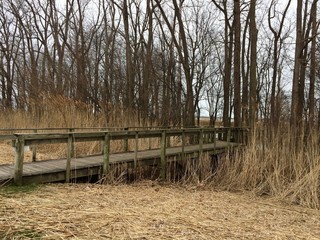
xmin=1 ymin=104 xmax=320 ymax=210
xmin=212 ymin=126 xmax=320 ymax=209
xmin=0 ymin=96 xmax=159 ymax=164
xmin=1 ymin=183 xmax=320 ymax=239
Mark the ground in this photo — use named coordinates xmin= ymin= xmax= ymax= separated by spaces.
xmin=1 ymin=143 xmax=320 ymax=239
xmin=0 ymin=182 xmax=319 ymax=239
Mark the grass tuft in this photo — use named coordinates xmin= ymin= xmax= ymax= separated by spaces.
xmin=0 ymin=183 xmax=40 ymax=196
xmin=211 ymin=125 xmax=320 ymax=209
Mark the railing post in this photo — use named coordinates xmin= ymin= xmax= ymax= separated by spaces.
xmin=181 ymin=129 xmax=185 ymax=160
xmin=66 ymin=133 xmax=72 ymax=183
xmin=14 ymin=136 xmax=25 ymax=185
xmin=218 ymin=130 xmax=222 ymax=141
xmin=236 ymin=128 xmax=240 ymax=143
xmin=213 ymin=129 xmax=217 ymax=151
xmin=123 ymin=127 xmax=129 ymax=152
xmin=32 ymin=129 xmax=37 ymax=162
xmin=134 ymin=131 xmax=138 ymax=169
xmin=160 ymin=130 xmax=167 ymax=181
xmin=199 ymin=128 xmax=203 ymax=159
xmin=227 ymin=128 xmax=231 ymax=148
xmin=103 ymin=133 xmax=110 ymax=176
xmin=69 ymin=128 xmax=75 ymax=158
xmin=148 ymin=133 xmax=152 ymax=150
xmin=166 ymin=127 xmax=171 ymax=148
xmin=204 ymin=129 xmax=209 ymax=144
xmin=100 ymin=128 xmax=104 ymax=154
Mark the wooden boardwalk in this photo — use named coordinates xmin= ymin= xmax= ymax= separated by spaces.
xmin=0 ymin=127 xmax=247 ymax=184
xmin=0 ymin=141 xmax=236 ymax=184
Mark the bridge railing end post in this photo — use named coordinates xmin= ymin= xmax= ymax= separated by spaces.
xmin=14 ymin=136 xmax=25 ymax=185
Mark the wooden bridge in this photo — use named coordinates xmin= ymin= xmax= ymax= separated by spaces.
xmin=0 ymin=127 xmax=248 ymax=185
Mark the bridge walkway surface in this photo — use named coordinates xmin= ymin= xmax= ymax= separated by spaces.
xmin=0 ymin=141 xmax=237 ymax=184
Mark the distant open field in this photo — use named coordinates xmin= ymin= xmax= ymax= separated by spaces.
xmin=0 ymin=182 xmax=319 ymax=239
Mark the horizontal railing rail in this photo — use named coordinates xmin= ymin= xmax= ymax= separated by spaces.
xmin=9 ymin=127 xmax=248 ymax=185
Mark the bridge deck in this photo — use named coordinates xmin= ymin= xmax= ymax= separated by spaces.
xmin=0 ymin=141 xmax=237 ymax=184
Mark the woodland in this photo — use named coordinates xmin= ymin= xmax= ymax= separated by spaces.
xmin=0 ymin=0 xmax=318 ymax=130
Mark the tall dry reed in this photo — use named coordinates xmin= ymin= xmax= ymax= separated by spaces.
xmin=212 ymin=125 xmax=320 ymax=209
xmin=0 ymin=94 xmax=141 ymax=129
xmin=0 ymin=95 xmax=146 ymax=160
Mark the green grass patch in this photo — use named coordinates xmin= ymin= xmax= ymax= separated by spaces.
xmin=0 ymin=183 xmax=41 ymax=197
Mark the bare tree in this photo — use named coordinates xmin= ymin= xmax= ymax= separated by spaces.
xmin=0 ymin=1 xmax=18 ymax=109
xmin=268 ymin=0 xmax=291 ymax=129
xmin=307 ymin=1 xmax=318 ymax=129
xmin=211 ymin=0 xmax=233 ymax=127
xmin=154 ymin=0 xmax=195 ymax=127
xmin=249 ymin=0 xmax=258 ymax=129
xmin=291 ymin=0 xmax=319 ymax=128
xmin=233 ymin=0 xmax=241 ymax=127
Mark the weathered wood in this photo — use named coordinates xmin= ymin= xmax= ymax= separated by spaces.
xmin=123 ymin=127 xmax=129 ymax=152
xmin=227 ymin=128 xmax=231 ymax=148
xmin=3 ymin=127 xmax=248 ymax=185
xmin=66 ymin=134 xmax=72 ymax=183
xmin=134 ymin=132 xmax=139 ymax=169
xmin=15 ymin=128 xmax=243 ymax=147
xmin=32 ymin=129 xmax=37 ymax=162
xmin=160 ymin=131 xmax=167 ymax=181
xmin=0 ymin=140 xmax=241 ymax=185
xmin=103 ymin=133 xmax=110 ymax=175
xmin=214 ymin=129 xmax=217 ymax=150
xmin=199 ymin=129 xmax=203 ymax=159
xmin=69 ymin=129 xmax=75 ymax=158
xmin=0 ymin=135 xmax=16 ymax=140
xmin=14 ymin=137 xmax=25 ymax=185
xmin=181 ymin=130 xmax=185 ymax=160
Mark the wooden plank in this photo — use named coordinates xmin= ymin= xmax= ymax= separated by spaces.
xmin=0 ymin=135 xmax=16 ymax=140
xmin=0 ymin=140 xmax=239 ymax=184
xmin=16 ymin=127 xmax=246 ymax=147
xmin=22 ymin=164 xmax=60 ymax=175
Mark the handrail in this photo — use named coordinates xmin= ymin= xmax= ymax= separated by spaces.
xmin=11 ymin=127 xmax=248 ymax=185
xmin=1 ymin=126 xmax=247 ymax=140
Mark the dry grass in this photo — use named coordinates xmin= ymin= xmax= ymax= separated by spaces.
xmin=212 ymin=126 xmax=320 ymax=209
xmin=0 ymin=95 xmax=131 ymax=129
xmin=1 ymin=105 xmax=320 ymax=238
xmin=0 ymin=96 xmax=160 ymax=164
xmin=1 ymin=102 xmax=320 ymax=212
xmin=0 ymin=142 xmax=52 ymax=165
xmin=0 ymin=182 xmax=319 ymax=239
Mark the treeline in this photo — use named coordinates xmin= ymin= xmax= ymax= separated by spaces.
xmin=0 ymin=0 xmax=319 ymax=128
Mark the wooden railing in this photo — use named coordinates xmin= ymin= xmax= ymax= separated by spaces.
xmin=9 ymin=127 xmax=248 ymax=185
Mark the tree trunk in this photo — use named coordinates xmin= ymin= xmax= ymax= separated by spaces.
xmin=233 ymin=0 xmax=241 ymax=127
xmin=308 ymin=1 xmax=317 ymax=129
xmin=291 ymin=0 xmax=303 ymax=127
xmin=249 ymin=0 xmax=258 ymax=130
